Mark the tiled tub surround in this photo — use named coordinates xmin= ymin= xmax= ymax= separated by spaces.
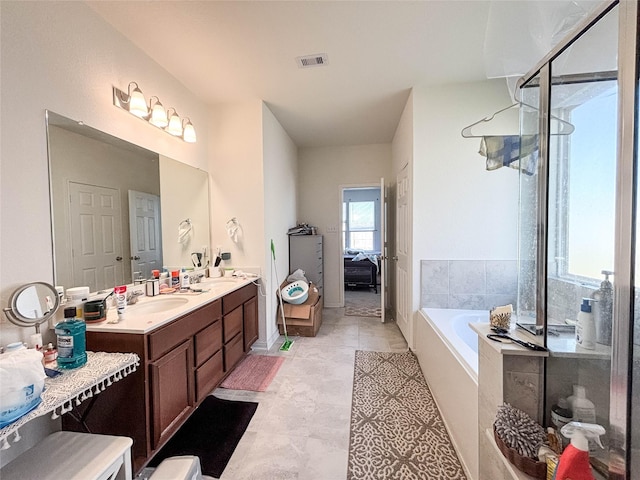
xmin=420 ymin=260 xmax=517 ymax=310
xmin=470 ymin=322 xmax=547 ymax=480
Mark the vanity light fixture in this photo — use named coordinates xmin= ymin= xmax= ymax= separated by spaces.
xmin=113 ymin=82 xmax=196 ymax=143
xmin=182 ymin=118 xmax=197 ymax=143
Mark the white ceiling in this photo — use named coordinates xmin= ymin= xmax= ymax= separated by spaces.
xmin=87 ymin=1 xmax=601 ymax=148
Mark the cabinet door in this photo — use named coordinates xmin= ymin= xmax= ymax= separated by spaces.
xmin=149 ymin=339 xmax=194 ymax=449
xmin=243 ymin=295 xmax=258 ymax=351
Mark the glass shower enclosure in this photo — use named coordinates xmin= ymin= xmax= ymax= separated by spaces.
xmin=514 ymin=1 xmax=637 ymax=477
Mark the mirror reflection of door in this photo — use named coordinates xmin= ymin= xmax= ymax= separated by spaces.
xmin=69 ymin=182 xmax=124 ymax=292
xmin=128 ymin=190 xmax=162 ymax=280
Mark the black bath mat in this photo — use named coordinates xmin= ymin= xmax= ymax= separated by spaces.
xmin=148 ymin=395 xmax=258 ymax=478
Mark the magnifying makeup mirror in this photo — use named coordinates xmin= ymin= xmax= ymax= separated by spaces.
xmin=3 ymin=282 xmax=60 ymax=333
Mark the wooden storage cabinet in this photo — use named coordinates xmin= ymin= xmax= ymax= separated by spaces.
xmin=289 ymin=235 xmax=323 ymax=296
xmin=79 ymin=284 xmax=260 ymax=473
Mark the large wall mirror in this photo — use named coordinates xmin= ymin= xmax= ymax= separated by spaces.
xmin=46 ymin=111 xmax=210 ymax=293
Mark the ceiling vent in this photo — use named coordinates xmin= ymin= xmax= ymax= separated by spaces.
xmin=296 ymin=53 xmax=329 ymax=68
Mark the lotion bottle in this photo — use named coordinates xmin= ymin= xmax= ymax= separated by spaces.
xmin=576 ymin=298 xmax=596 ymax=350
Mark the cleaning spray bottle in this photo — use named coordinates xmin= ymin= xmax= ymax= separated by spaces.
xmin=552 ymin=422 xmax=605 ymax=480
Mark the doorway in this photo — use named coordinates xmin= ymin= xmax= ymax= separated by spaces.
xmin=341 ymin=184 xmax=385 ymax=320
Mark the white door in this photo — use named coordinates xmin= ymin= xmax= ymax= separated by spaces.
xmin=395 ymin=165 xmax=410 ymax=339
xmin=69 ymin=182 xmax=124 ymax=292
xmin=129 ymin=190 xmax=162 ymax=280
xmin=380 ymin=177 xmax=386 ymax=323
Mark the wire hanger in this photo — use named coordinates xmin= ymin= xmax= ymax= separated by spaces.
xmin=461 ymin=103 xmax=575 ymax=138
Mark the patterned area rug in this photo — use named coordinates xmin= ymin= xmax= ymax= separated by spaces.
xmin=348 ymin=351 xmax=467 ymax=480
xmin=345 ymin=290 xmax=381 ymax=317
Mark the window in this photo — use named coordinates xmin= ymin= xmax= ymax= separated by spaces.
xmin=342 ymin=188 xmax=380 ymax=252
xmin=551 ymin=80 xmax=617 ymax=281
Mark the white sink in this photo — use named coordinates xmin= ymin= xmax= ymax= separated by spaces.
xmin=128 ymin=297 xmax=189 ymax=315
xmin=202 ymin=277 xmax=237 ymax=285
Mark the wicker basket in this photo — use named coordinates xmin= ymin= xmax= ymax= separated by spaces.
xmin=493 ymin=426 xmax=546 ymax=479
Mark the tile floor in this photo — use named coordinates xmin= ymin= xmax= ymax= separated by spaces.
xmin=215 ymin=296 xmax=408 ymax=480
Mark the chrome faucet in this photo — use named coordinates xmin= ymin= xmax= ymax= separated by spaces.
xmin=127 ymin=290 xmax=145 ymax=305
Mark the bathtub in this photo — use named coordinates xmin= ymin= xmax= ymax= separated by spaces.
xmin=414 ymin=308 xmax=488 ymax=480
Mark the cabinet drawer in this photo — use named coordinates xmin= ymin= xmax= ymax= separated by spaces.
xmin=224 ymin=333 xmax=244 ymax=372
xmin=194 ymin=319 xmax=222 ymax=367
xmin=223 ymin=306 xmax=243 ymax=343
xmin=195 ymin=349 xmax=223 ymax=402
xmin=148 ymin=300 xmax=221 ymax=361
xmin=222 ymin=284 xmax=257 ymax=314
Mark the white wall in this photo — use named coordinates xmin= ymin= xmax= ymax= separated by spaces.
xmin=298 ymin=144 xmax=392 ymax=307
xmin=412 ymin=81 xmax=518 ymax=262
xmin=262 ymin=103 xmax=298 ymax=349
xmin=0 ymin=1 xmax=211 ymax=464
xmin=208 ymin=101 xmax=297 ymax=350
xmin=391 ymin=80 xmax=518 ymax=346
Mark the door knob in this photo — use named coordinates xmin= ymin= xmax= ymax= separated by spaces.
xmin=116 ymin=256 xmax=123 ymax=261
xmin=131 ymin=255 xmax=140 ymax=260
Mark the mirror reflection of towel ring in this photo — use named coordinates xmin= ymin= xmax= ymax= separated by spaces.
xmin=178 ymin=218 xmax=192 ymax=244
xmin=226 ymin=217 xmax=240 ymax=243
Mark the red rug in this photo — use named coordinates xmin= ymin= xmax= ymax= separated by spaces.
xmin=220 ymin=354 xmax=285 ymax=392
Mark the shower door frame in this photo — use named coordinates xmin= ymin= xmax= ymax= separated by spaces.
xmin=515 ymin=0 xmax=638 ymax=476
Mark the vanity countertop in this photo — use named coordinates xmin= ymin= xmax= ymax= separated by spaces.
xmin=85 ymin=276 xmax=258 ymax=335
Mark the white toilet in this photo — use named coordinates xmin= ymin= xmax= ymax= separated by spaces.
xmin=148 ymin=456 xmax=215 ymax=480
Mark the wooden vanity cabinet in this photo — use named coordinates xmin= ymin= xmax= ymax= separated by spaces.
xmin=79 ymin=299 xmax=222 ymax=470
xmin=75 ymin=284 xmax=259 ymax=473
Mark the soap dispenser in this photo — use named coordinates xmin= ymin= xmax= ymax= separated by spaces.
xmin=592 ymin=270 xmax=613 ymax=346
xmin=576 ymin=298 xmax=596 ymax=350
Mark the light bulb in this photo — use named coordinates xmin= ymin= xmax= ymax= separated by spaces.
xmin=166 ymin=111 xmax=183 ymax=136
xmin=182 ymin=120 xmax=197 ymax=143
xmin=149 ymin=99 xmax=168 ymax=128
xmin=128 ymin=85 xmax=148 ymax=118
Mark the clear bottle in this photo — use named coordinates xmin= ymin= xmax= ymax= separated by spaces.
xmin=593 ymin=270 xmax=613 ymax=346
xmin=55 ymin=306 xmax=87 ymax=369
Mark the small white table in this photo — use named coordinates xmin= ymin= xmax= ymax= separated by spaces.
xmin=0 ymin=351 xmax=139 ymax=479
xmin=0 ymin=351 xmax=139 ymax=449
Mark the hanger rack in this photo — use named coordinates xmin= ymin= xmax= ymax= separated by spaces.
xmin=461 ymin=103 xmax=575 ymax=138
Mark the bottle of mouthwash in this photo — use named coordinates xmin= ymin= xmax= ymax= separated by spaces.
xmin=55 ymin=306 xmax=87 ymax=369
